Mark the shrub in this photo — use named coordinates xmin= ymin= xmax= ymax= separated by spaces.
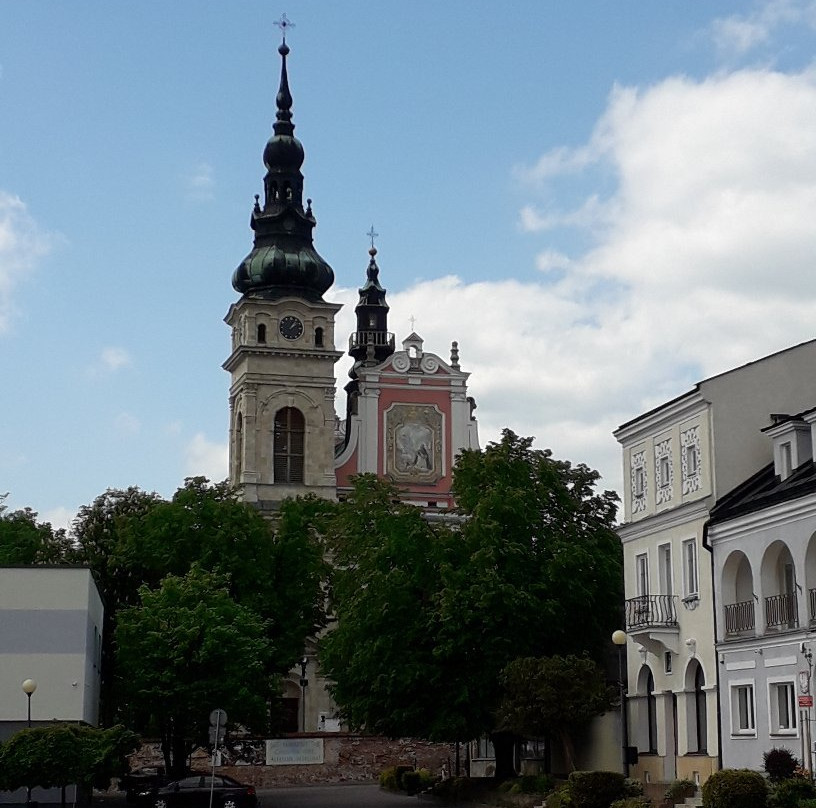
xmin=763 ymin=748 xmax=800 ymax=783
xmin=379 ymin=767 xmax=399 ymax=791
xmin=665 ymin=780 xmax=696 ymax=803
xmin=515 ymin=774 xmax=555 ymax=794
xmin=701 ymin=769 xmax=767 ymax=808
xmin=567 ymin=771 xmax=627 ymax=808
xmin=769 ymin=776 xmax=816 ymax=808
xmin=623 ymin=779 xmax=644 ymax=797
xmin=430 ymin=776 xmax=492 ymax=804
xmin=610 ymin=798 xmax=650 ymax=808
xmin=400 ymin=768 xmax=435 ymax=795
xmin=546 ymin=785 xmax=573 ymax=808
xmin=798 ymin=800 xmax=816 ymax=808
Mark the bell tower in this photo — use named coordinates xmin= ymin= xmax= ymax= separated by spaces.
xmin=224 ymin=35 xmax=341 ymax=511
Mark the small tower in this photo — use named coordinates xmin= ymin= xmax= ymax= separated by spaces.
xmin=349 ymin=245 xmax=395 ymax=365
xmin=224 ymin=37 xmax=342 ymax=511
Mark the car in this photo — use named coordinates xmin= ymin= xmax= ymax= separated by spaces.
xmin=122 ymin=766 xmax=168 ymax=803
xmin=153 ymin=774 xmax=258 ymax=808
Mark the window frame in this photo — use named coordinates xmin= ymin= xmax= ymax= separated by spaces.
xmin=768 ymin=678 xmax=798 ymax=736
xmin=683 ymin=538 xmax=699 ymax=598
xmin=730 ymin=680 xmax=756 ymax=736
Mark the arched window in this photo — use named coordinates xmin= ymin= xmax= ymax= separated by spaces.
xmin=235 ymin=412 xmax=243 ymax=478
xmin=646 ymin=669 xmax=657 ymax=753
xmin=274 ymin=407 xmax=304 ymax=483
xmin=315 ymin=327 xmax=324 ymax=347
xmin=694 ymin=665 xmax=707 ymax=753
xmin=257 ymin=323 xmax=267 ymax=344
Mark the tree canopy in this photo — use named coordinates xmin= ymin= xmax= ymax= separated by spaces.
xmin=497 ymin=655 xmax=617 ymax=772
xmin=318 ymin=431 xmax=623 ymax=777
xmin=116 ymin=567 xmax=272 ymax=776
xmin=0 ymin=495 xmax=74 ymax=565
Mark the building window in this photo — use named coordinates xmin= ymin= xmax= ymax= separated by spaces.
xmin=315 ymin=327 xmax=324 ymax=347
xmin=631 ymin=449 xmax=647 ymax=513
xmin=646 ymin=669 xmax=658 ymax=753
xmin=769 ymin=681 xmax=797 ymax=734
xmin=693 ymin=664 xmax=707 ymax=753
xmin=658 ymin=543 xmax=673 ymax=596
xmin=273 ymin=407 xmax=305 ymax=483
xmin=731 ymin=683 xmax=756 ymax=734
xmin=257 ymin=323 xmax=267 ymax=344
xmin=780 ymin=442 xmax=793 ymax=478
xmin=683 ymin=538 xmax=699 ymax=598
xmin=681 ymin=426 xmax=702 ymax=494
xmin=636 ymin=553 xmax=649 ymax=597
xmin=664 ymin=652 xmax=673 ymax=675
xmin=655 ymin=438 xmax=673 ymax=505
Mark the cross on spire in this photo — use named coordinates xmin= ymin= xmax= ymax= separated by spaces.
xmin=409 ymin=315 xmax=416 ymax=331
xmin=274 ymin=13 xmax=295 ymax=43
xmin=367 ymin=225 xmax=379 ymax=250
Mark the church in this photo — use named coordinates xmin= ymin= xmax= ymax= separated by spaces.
xmin=222 ymin=34 xmax=479 ymax=730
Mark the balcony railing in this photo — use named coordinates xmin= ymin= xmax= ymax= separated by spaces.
xmin=349 ymin=331 xmax=396 ymax=352
xmin=724 ymin=599 xmax=755 ymax=636
xmin=625 ymin=595 xmax=678 ymax=630
xmin=765 ymin=593 xmax=799 ymax=629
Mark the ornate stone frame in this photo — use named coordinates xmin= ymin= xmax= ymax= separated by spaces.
xmin=384 ymin=403 xmax=444 ymax=484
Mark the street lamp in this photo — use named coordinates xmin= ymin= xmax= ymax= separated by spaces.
xmin=21 ymin=679 xmax=37 ymax=728
xmin=22 ymin=679 xmax=37 ymax=808
xmin=299 ymin=657 xmax=308 ymax=733
xmin=612 ymin=631 xmax=630 ymax=777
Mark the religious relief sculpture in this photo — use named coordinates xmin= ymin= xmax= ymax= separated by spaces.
xmin=385 ymin=404 xmax=443 ymax=484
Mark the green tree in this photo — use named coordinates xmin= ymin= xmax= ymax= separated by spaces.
xmin=72 ymin=479 xmax=328 ymax=727
xmin=0 ymin=724 xmax=137 ymax=801
xmin=497 ymin=655 xmax=616 ymax=772
xmin=318 ymin=476 xmax=467 ymax=740
xmin=319 ymin=431 xmax=622 ymax=779
xmin=115 ymin=566 xmax=271 ymax=776
xmin=0 ymin=501 xmax=73 ymax=565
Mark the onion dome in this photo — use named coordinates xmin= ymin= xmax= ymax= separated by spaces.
xmin=349 ymin=242 xmax=395 ymax=364
xmin=232 ymin=41 xmax=334 ymax=301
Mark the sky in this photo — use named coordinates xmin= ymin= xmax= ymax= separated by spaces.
xmin=4 ymin=0 xmax=816 ymax=531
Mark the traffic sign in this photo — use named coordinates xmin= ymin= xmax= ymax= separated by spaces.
xmin=210 ymin=709 xmax=228 ymax=727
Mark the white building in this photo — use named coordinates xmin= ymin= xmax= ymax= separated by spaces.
xmin=614 ymin=338 xmax=816 ymax=787
xmin=0 ymin=566 xmax=104 ymax=738
xmin=709 ymin=408 xmax=816 ymax=771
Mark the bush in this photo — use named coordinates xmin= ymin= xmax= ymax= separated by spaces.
xmin=701 ymin=769 xmax=767 ymax=808
xmin=379 ymin=767 xmax=399 ymax=791
xmin=664 ymin=780 xmax=696 ymax=803
xmin=513 ymin=774 xmax=555 ymax=794
xmin=430 ymin=776 xmax=492 ymax=804
xmin=400 ymin=768 xmax=435 ymax=795
xmin=798 ymin=800 xmax=816 ymax=808
xmin=610 ymin=799 xmax=650 ymax=808
xmin=769 ymin=776 xmax=816 ymax=808
xmin=622 ymin=779 xmax=644 ymax=797
xmin=567 ymin=771 xmax=627 ymax=808
xmin=764 ymin=748 xmax=800 ymax=783
xmin=546 ymin=785 xmax=573 ymax=808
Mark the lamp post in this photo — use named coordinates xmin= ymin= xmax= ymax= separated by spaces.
xmin=612 ymin=631 xmax=630 ymax=777
xmin=22 ymin=679 xmax=37 ymax=808
xmin=299 ymin=657 xmax=308 ymax=733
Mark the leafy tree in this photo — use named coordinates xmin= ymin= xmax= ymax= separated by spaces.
xmin=318 ymin=476 xmax=466 ymax=740
xmin=72 ymin=479 xmax=327 ymax=727
xmin=0 ymin=502 xmax=73 ymax=565
xmin=497 ymin=655 xmax=616 ymax=772
xmin=319 ymin=431 xmax=622 ymax=780
xmin=0 ymin=724 xmax=137 ymax=801
xmin=115 ymin=566 xmax=272 ymax=776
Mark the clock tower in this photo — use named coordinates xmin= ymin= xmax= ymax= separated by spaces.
xmin=224 ymin=39 xmax=342 ymax=511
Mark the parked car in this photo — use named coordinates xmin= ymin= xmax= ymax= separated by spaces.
xmin=153 ymin=775 xmax=258 ymax=808
xmin=122 ymin=767 xmax=168 ymax=803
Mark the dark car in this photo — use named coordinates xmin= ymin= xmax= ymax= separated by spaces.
xmin=153 ymin=775 xmax=258 ymax=808
xmin=122 ymin=767 xmax=168 ymax=803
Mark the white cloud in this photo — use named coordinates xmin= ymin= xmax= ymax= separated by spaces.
xmin=40 ymin=506 xmax=75 ymax=533
xmin=334 ymin=64 xmax=816 ymax=500
xmin=114 ymin=412 xmax=141 ymax=435
xmin=185 ymin=433 xmax=228 ymax=482
xmin=185 ymin=162 xmax=215 ymax=202
xmin=101 ymin=347 xmax=132 ymax=371
xmin=0 ymin=191 xmax=51 ymax=332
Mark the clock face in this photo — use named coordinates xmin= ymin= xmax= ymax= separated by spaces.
xmin=279 ymin=315 xmax=304 ymax=341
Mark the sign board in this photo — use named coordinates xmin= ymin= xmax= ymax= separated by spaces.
xmin=266 ymin=738 xmax=324 ymax=765
xmin=799 ymin=695 xmax=813 ymax=708
xmin=210 ymin=709 xmax=228 ymax=727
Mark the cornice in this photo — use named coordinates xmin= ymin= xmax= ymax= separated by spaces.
xmin=614 ymin=389 xmax=707 ymax=446
xmin=708 ymin=492 xmax=816 ymax=542
xmin=617 ymin=496 xmax=712 ymax=542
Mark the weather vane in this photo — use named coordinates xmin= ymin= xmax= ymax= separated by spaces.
xmin=367 ymin=225 xmax=379 ymax=250
xmin=275 ymin=13 xmax=295 ymax=43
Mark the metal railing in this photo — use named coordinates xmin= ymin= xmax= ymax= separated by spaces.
xmin=625 ymin=595 xmax=678 ymax=630
xmin=349 ymin=331 xmax=395 ymax=351
xmin=766 ymin=593 xmax=799 ymax=629
xmin=724 ymin=599 xmax=755 ymax=635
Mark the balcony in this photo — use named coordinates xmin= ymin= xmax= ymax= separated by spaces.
xmin=765 ymin=592 xmax=798 ymax=630
xmin=625 ymin=595 xmax=679 ymax=654
xmin=724 ymin=599 xmax=755 ymax=637
xmin=349 ymin=331 xmax=395 ymax=353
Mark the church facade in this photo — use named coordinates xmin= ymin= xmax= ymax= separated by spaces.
xmin=222 ymin=38 xmax=479 ymax=731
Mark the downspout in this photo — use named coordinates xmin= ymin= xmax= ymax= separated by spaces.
xmin=702 ymin=518 xmax=723 ymax=772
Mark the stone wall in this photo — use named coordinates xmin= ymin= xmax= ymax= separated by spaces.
xmin=132 ymin=734 xmax=455 ymax=786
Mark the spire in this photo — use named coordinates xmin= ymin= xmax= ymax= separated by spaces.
xmin=349 ymin=233 xmax=395 ymax=364
xmin=231 ymin=27 xmax=334 ymax=301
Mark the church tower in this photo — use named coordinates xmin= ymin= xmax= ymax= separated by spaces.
xmin=224 ymin=37 xmax=342 ymax=511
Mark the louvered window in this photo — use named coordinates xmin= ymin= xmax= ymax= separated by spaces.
xmin=274 ymin=407 xmax=304 ymax=483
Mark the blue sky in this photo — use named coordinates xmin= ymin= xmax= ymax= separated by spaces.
xmin=4 ymin=1 xmax=816 ymax=529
